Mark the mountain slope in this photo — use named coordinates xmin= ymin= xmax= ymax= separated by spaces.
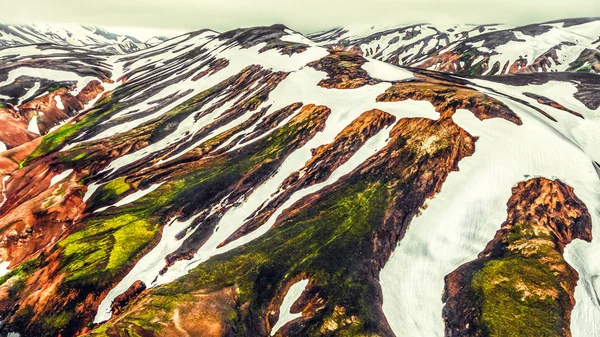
xmin=312 ymin=18 xmax=600 ymax=75
xmin=0 ymin=22 xmax=598 ymax=337
xmin=0 ymin=23 xmax=166 ymax=54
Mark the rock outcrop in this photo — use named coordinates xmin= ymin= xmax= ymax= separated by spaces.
xmin=443 ymin=178 xmax=592 ymax=337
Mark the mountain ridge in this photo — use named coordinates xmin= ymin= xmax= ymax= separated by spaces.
xmin=0 ymin=19 xmax=598 ymax=337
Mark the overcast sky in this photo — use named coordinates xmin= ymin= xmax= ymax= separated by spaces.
xmin=2 ymin=0 xmax=599 ymax=39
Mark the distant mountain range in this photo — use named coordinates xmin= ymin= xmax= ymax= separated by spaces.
xmin=311 ymin=18 xmax=600 ymax=75
xmin=0 ymin=23 xmax=168 ymax=53
xmin=0 ymin=18 xmax=598 ymax=337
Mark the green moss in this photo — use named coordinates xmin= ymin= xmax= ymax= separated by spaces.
xmin=23 ymin=94 xmax=118 ymax=165
xmin=107 ymin=219 xmax=156 ymax=270
xmin=468 ymin=219 xmax=571 ymax=336
xmin=59 ymin=213 xmax=157 ymax=285
xmin=338 ymin=60 xmax=356 ymax=68
xmin=575 ymin=64 xmax=593 ymax=73
xmin=0 ymin=254 xmax=44 ymax=286
xmin=87 ymin=177 xmax=130 ymax=208
xmin=102 ymin=177 xmax=131 ymax=196
xmin=58 ymin=152 xmax=88 ymax=163
xmin=460 ymin=50 xmax=475 ymax=62
xmin=45 ymin=84 xmax=67 ymax=92
xmin=44 ymin=311 xmax=72 ymax=331
xmin=122 ymin=178 xmax=391 ymax=335
xmin=472 ymin=257 xmax=565 ymax=336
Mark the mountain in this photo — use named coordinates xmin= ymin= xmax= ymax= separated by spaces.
xmin=0 ymin=23 xmax=166 ymax=54
xmin=308 ymin=23 xmax=509 ymax=65
xmin=0 ymin=20 xmax=598 ymax=337
xmin=312 ymin=18 xmax=600 ymax=75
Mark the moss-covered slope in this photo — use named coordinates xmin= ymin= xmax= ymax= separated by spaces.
xmin=443 ymin=178 xmax=592 ymax=337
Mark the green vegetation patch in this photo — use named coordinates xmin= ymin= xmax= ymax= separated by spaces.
xmin=87 ymin=177 xmax=131 ymax=208
xmin=23 ymin=94 xmax=119 ymax=166
xmin=114 ymin=176 xmax=391 ymax=335
xmin=59 ymin=213 xmax=157 ymax=285
xmin=471 ymin=255 xmax=566 ymax=336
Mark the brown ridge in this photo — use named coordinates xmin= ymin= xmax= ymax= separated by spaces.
xmin=443 ymin=178 xmax=592 ymax=337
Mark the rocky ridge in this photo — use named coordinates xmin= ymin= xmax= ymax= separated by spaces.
xmin=0 ymin=21 xmax=597 ymax=337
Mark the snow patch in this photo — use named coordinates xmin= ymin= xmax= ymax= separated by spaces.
xmin=270 ymin=279 xmax=309 ymax=336
xmin=0 ymin=175 xmax=10 ymax=208
xmin=19 ymin=81 xmax=41 ymax=105
xmin=380 ymin=92 xmax=600 ymax=336
xmin=0 ymin=261 xmax=10 ymax=278
xmin=362 ymin=60 xmax=414 ymax=81
xmin=94 ymin=183 xmax=164 ymax=213
xmin=54 ymin=95 xmax=65 ymax=110
xmin=27 ymin=113 xmax=40 ymax=135
xmin=49 ymin=169 xmax=74 ymax=187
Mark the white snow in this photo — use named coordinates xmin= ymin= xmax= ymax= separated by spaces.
xmin=0 ymin=23 xmax=176 ymax=50
xmin=83 ymin=183 xmax=102 ymax=202
xmin=470 ymin=78 xmax=600 ymax=163
xmin=0 ymin=45 xmax=72 ymax=58
xmin=95 ymin=55 xmax=440 ymax=322
xmin=281 ymin=31 xmax=316 ymax=45
xmin=487 ymin=26 xmax=599 ymax=73
xmin=270 ymin=279 xmax=309 ymax=336
xmin=0 ymin=67 xmax=97 ymax=96
xmin=361 ymin=60 xmax=414 ymax=81
xmin=0 ymin=141 xmax=6 ymax=153
xmin=49 ymin=169 xmax=74 ymax=187
xmin=313 ymin=23 xmax=511 ymax=66
xmin=380 ymin=89 xmax=600 ymax=337
xmin=0 ymin=175 xmax=10 ymax=209
xmin=19 ymin=81 xmax=41 ymax=105
xmin=27 ymin=113 xmax=40 ymax=135
xmin=0 ymin=261 xmax=10 ymax=278
xmin=54 ymin=95 xmax=65 ymax=110
xmin=94 ymin=183 xmax=164 ymax=213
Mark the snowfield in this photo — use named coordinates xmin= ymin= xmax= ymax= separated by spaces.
xmin=1 ymin=19 xmax=600 ymax=337
xmin=380 ymin=85 xmax=600 ymax=337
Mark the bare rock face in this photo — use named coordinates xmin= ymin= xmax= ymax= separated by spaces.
xmin=0 ymin=108 xmax=38 ymax=148
xmin=111 ymin=280 xmax=146 ymax=315
xmin=221 ymin=108 xmax=397 ymax=245
xmin=192 ymin=58 xmax=230 ymax=81
xmin=376 ymin=80 xmax=522 ymax=125
xmin=99 ymin=114 xmax=479 ymax=337
xmin=75 ymin=80 xmax=105 ymax=106
xmin=307 ymin=51 xmax=379 ymax=89
xmin=0 ymin=163 xmax=86 ymax=268
xmin=18 ymin=88 xmax=82 ymax=134
xmin=568 ymin=48 xmax=600 ymax=73
xmin=0 ymin=80 xmax=105 ymax=150
xmin=443 ymin=178 xmax=592 ymax=337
